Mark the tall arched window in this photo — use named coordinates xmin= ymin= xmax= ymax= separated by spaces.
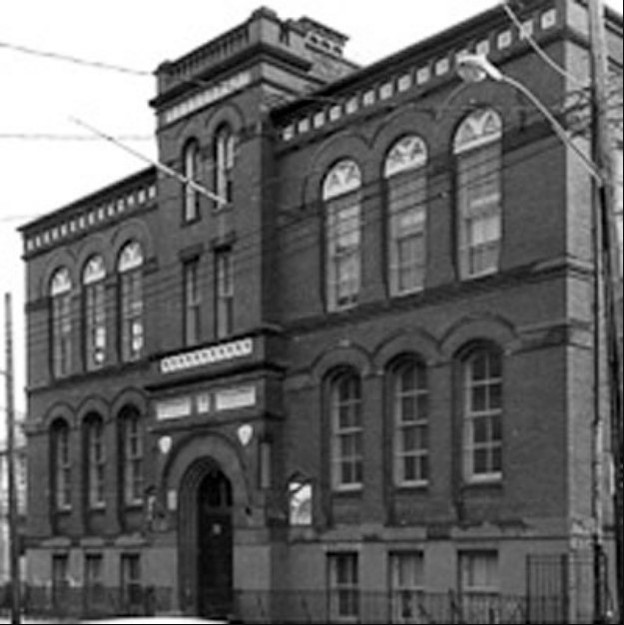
xmin=51 ymin=419 xmax=72 ymax=512
xmin=391 ymin=358 xmax=429 ymax=486
xmin=83 ymin=256 xmax=106 ymax=370
xmin=323 ymin=160 xmax=362 ymax=311
xmin=119 ymin=407 xmax=144 ymax=506
xmin=50 ymin=267 xmax=72 ymax=378
xmin=454 ymin=108 xmax=503 ymax=279
xmin=85 ymin=415 xmax=106 ymax=509
xmin=214 ymin=125 xmax=236 ymax=205
xmin=385 ymin=136 xmax=428 ymax=295
xmin=183 ymin=139 xmax=201 ymax=222
xmin=462 ymin=345 xmax=503 ymax=482
xmin=329 ymin=370 xmax=363 ymax=490
xmin=118 ymin=242 xmax=144 ymax=362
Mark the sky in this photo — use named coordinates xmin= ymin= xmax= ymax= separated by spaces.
xmin=0 ymin=0 xmax=620 ymax=424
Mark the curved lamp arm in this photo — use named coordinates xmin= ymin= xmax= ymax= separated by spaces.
xmin=457 ymin=54 xmax=604 ymax=185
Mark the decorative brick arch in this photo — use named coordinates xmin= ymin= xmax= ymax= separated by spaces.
xmin=111 ymin=387 xmax=148 ymax=419
xmin=309 ymin=341 xmax=373 ymax=384
xmin=440 ymin=312 xmax=519 ymax=360
xmin=373 ymin=327 xmax=442 ymax=372
xmin=76 ymin=395 xmax=109 ymax=424
xmin=162 ymin=431 xmax=249 ymax=617
xmin=110 ymin=218 xmax=155 ymax=265
xmin=204 ymin=102 xmax=246 ymax=139
xmin=75 ymin=233 xmax=112 ymax=277
xmin=42 ymin=401 xmax=77 ymax=430
xmin=38 ymin=249 xmax=78 ymax=300
xmin=302 ymin=131 xmax=370 ymax=209
xmin=370 ymin=106 xmax=435 ymax=176
xmin=161 ymin=431 xmax=251 ymax=519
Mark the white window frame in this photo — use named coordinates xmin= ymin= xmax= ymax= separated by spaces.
xmin=454 ymin=109 xmax=503 ymax=279
xmin=389 ymin=551 xmax=425 ymax=624
xmin=215 ymin=249 xmax=234 ymax=339
xmin=51 ymin=268 xmax=72 ymax=378
xmin=53 ymin=421 xmax=72 ymax=512
xmin=214 ymin=125 xmax=236 ymax=205
xmin=183 ymin=258 xmax=201 ymax=346
xmin=324 ymin=160 xmax=362 ymax=311
xmin=87 ymin=417 xmax=106 ymax=509
xmin=122 ymin=412 xmax=144 ymax=506
xmin=83 ymin=256 xmax=106 ymax=370
xmin=328 ymin=552 xmax=359 ymax=622
xmin=120 ymin=553 xmax=142 ymax=607
xmin=385 ymin=136 xmax=428 ymax=296
xmin=85 ymin=553 xmax=104 ymax=602
xmin=330 ymin=372 xmax=363 ymax=491
xmin=463 ymin=348 xmax=503 ymax=483
xmin=458 ymin=550 xmax=500 ymax=623
xmin=118 ymin=242 xmax=144 ymax=362
xmin=183 ymin=140 xmax=201 ymax=222
xmin=392 ymin=360 xmax=429 ymax=487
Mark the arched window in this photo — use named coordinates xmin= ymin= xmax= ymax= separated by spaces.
xmin=385 ymin=136 xmax=428 ymax=295
xmin=213 ymin=125 xmax=236 ymax=205
xmin=50 ymin=267 xmax=72 ymax=377
xmin=118 ymin=242 xmax=144 ymax=362
xmin=83 ymin=256 xmax=106 ymax=370
xmin=462 ymin=345 xmax=503 ymax=482
xmin=323 ymin=160 xmax=362 ymax=311
xmin=390 ymin=358 xmax=429 ymax=486
xmin=51 ymin=419 xmax=71 ymax=512
xmin=119 ymin=407 xmax=144 ymax=506
xmin=454 ymin=108 xmax=503 ymax=278
xmin=183 ymin=139 xmax=201 ymax=222
xmin=329 ymin=370 xmax=363 ymax=490
xmin=84 ymin=415 xmax=106 ymax=509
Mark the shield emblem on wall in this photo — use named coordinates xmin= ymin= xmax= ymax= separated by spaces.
xmin=237 ymin=424 xmax=253 ymax=447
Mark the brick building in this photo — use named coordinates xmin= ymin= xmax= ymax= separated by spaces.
xmin=20 ymin=1 xmax=623 ymax=623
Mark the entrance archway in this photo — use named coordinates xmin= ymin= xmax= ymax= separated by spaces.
xmin=178 ymin=458 xmax=234 ymax=618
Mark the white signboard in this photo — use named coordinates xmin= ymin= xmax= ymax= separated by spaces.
xmin=156 ymin=396 xmax=192 ymax=421
xmin=215 ymin=385 xmax=256 ymax=412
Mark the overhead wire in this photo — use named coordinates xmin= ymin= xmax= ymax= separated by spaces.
xmin=6 ymin=14 xmax=623 ymax=344
xmin=0 ymin=40 xmax=152 ymax=76
xmin=2 ymin=79 xmax=611 ymax=229
xmin=0 ymin=133 xmax=153 ymax=141
xmin=21 ymin=90 xmax=622 ymax=305
xmin=500 ymin=1 xmax=589 ymax=89
xmin=22 ymin=130 xmax=582 ymax=346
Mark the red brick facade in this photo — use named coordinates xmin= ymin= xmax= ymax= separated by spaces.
xmin=20 ymin=2 xmax=622 ymax=622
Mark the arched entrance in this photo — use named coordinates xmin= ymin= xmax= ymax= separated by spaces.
xmin=179 ymin=459 xmax=234 ymax=618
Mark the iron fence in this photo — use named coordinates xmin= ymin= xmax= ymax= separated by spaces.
xmin=5 ymin=584 xmax=617 ymax=623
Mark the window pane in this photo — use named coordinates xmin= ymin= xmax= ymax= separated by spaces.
xmin=325 ymin=161 xmax=362 ymax=311
xmin=331 ymin=373 xmax=363 ymax=489
xmin=464 ymin=349 xmax=503 ymax=481
xmin=456 ymin=113 xmax=502 ymax=279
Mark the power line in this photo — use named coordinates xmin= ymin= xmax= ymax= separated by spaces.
xmin=500 ymin=1 xmax=588 ymax=89
xmin=0 ymin=40 xmax=151 ymax=76
xmin=69 ymin=117 xmax=227 ymax=206
xmin=0 ymin=133 xmax=153 ymax=142
xmin=22 ymin=134 xmax=578 ymax=346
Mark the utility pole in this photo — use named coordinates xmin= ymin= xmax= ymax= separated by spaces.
xmin=4 ymin=293 xmax=21 ymax=625
xmin=587 ymin=1 xmax=624 ymax=622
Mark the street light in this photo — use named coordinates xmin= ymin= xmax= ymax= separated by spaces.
xmin=457 ymin=53 xmax=622 ymax=624
xmin=456 ymin=54 xmax=605 ymax=184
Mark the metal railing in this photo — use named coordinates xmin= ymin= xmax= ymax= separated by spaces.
xmin=6 ymin=585 xmax=615 ymax=623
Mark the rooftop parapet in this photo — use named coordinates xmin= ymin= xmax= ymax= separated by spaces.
xmin=154 ymin=6 xmax=354 ymax=99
